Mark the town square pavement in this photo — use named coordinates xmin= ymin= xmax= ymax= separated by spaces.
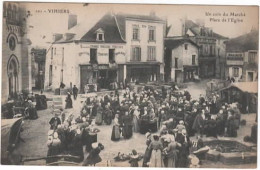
xmin=17 ymin=81 xmax=256 ymax=168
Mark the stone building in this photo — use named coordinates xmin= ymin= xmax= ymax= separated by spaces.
xmin=44 ymin=12 xmax=165 ymax=93
xmin=164 ymin=37 xmax=199 ymax=83
xmin=182 ymin=19 xmax=227 ymax=78
xmin=226 ymin=30 xmax=258 ymax=82
xmin=2 ymin=2 xmax=30 ymax=103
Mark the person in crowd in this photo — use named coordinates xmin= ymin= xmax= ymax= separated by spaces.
xmin=164 ymin=136 xmax=180 ymax=167
xmin=149 ymin=134 xmax=163 ymax=167
xmin=111 ymin=114 xmax=121 ymax=141
xmin=65 ymin=92 xmax=73 ymax=109
xmin=122 ymin=112 xmax=133 ymax=139
xmin=192 ymin=109 xmax=205 ymax=138
xmin=95 ymin=102 xmax=103 ymax=125
xmin=83 ymin=142 xmax=104 ymax=166
xmin=226 ymin=110 xmax=238 ymax=137
xmin=104 ymin=104 xmax=113 ymax=125
xmin=177 ymin=129 xmax=191 ymax=167
xmin=132 ymin=106 xmax=140 ymax=133
xmin=142 ymin=132 xmax=152 ymax=167
xmin=25 ymin=100 xmax=38 ymax=120
xmin=129 ymin=149 xmax=139 ymax=167
xmin=49 ymin=113 xmax=61 ymax=130
xmin=72 ymin=85 xmax=79 ymax=100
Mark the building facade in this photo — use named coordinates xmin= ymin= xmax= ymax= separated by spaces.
xmin=164 ymin=38 xmax=199 ymax=83
xmin=2 ymin=2 xmax=30 ymax=103
xmin=225 ymin=52 xmax=244 ymax=82
xmin=44 ymin=12 xmax=165 ymax=93
xmin=226 ymin=30 xmax=258 ymax=82
xmin=30 ymin=48 xmax=46 ymax=90
xmin=182 ymin=20 xmax=227 ymax=78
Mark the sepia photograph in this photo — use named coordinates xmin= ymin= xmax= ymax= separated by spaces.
xmin=1 ymin=1 xmax=259 ymax=168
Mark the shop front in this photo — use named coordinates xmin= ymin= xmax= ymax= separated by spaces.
xmin=80 ymin=64 xmax=118 ymax=93
xmin=126 ymin=64 xmax=160 ymax=83
xmin=183 ymin=65 xmax=199 ymax=82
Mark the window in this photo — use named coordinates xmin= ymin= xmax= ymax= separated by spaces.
xmin=132 ymin=27 xmax=139 ymax=40
xmin=200 ymin=45 xmax=203 ymax=55
xmin=175 ymin=58 xmax=178 ymax=68
xmin=97 ymin=33 xmax=104 ymax=41
xmin=147 ymin=46 xmax=156 ymax=61
xmin=233 ymin=67 xmax=239 ymax=77
xmin=131 ymin=46 xmax=141 ymax=61
xmin=184 ymin=44 xmax=188 ymax=50
xmin=109 ymin=49 xmax=115 ymax=63
xmin=8 ymin=36 xmax=16 ymax=51
xmin=12 ymin=5 xmax=17 ymax=21
xmin=210 ymin=45 xmax=213 ymax=55
xmin=148 ymin=28 xmax=155 ymax=41
xmin=248 ymin=52 xmax=257 ymax=63
xmin=90 ymin=49 xmax=97 ymax=64
xmin=192 ymin=55 xmax=196 ymax=65
xmin=7 ymin=4 xmax=12 ymax=20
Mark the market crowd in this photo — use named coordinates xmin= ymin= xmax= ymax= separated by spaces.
xmin=47 ymin=84 xmax=242 ymax=167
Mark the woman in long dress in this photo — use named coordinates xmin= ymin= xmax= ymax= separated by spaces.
xmin=132 ymin=106 xmax=140 ymax=133
xmin=65 ymin=93 xmax=73 ymax=109
xmin=122 ymin=112 xmax=133 ymax=139
xmin=95 ymin=103 xmax=103 ymax=125
xmin=149 ymin=135 xmax=163 ymax=167
xmin=165 ymin=136 xmax=180 ymax=167
xmin=142 ymin=132 xmax=152 ymax=167
xmin=111 ymin=114 xmax=121 ymax=141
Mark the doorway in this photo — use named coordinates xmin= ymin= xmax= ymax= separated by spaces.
xmin=247 ymin=72 xmax=254 ymax=82
xmin=7 ymin=56 xmax=19 ymax=99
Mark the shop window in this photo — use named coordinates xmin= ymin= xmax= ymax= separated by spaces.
xmin=148 ymin=28 xmax=155 ymax=41
xmin=232 ymin=67 xmax=239 ymax=77
xmin=192 ymin=55 xmax=196 ymax=65
xmin=109 ymin=49 xmax=115 ymax=63
xmin=131 ymin=46 xmax=141 ymax=61
xmin=184 ymin=44 xmax=188 ymax=50
xmin=147 ymin=46 xmax=156 ymax=61
xmin=90 ymin=48 xmax=98 ymax=64
xmin=132 ymin=27 xmax=139 ymax=40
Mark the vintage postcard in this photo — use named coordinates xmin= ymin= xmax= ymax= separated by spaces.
xmin=1 ymin=1 xmax=259 ymax=168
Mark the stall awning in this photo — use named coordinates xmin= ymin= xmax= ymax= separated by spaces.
xmin=220 ymin=82 xmax=258 ymax=94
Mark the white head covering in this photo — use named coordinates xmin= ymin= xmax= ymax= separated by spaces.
xmin=92 ymin=142 xmax=99 ymax=149
xmin=145 ymin=132 xmax=151 ymax=138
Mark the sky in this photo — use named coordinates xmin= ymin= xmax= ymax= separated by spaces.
xmin=24 ymin=3 xmax=259 ymax=47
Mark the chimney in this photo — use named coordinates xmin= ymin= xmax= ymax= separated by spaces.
xmin=68 ymin=14 xmax=77 ymax=30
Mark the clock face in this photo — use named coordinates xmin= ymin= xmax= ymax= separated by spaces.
xmin=9 ymin=36 xmax=16 ymax=51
